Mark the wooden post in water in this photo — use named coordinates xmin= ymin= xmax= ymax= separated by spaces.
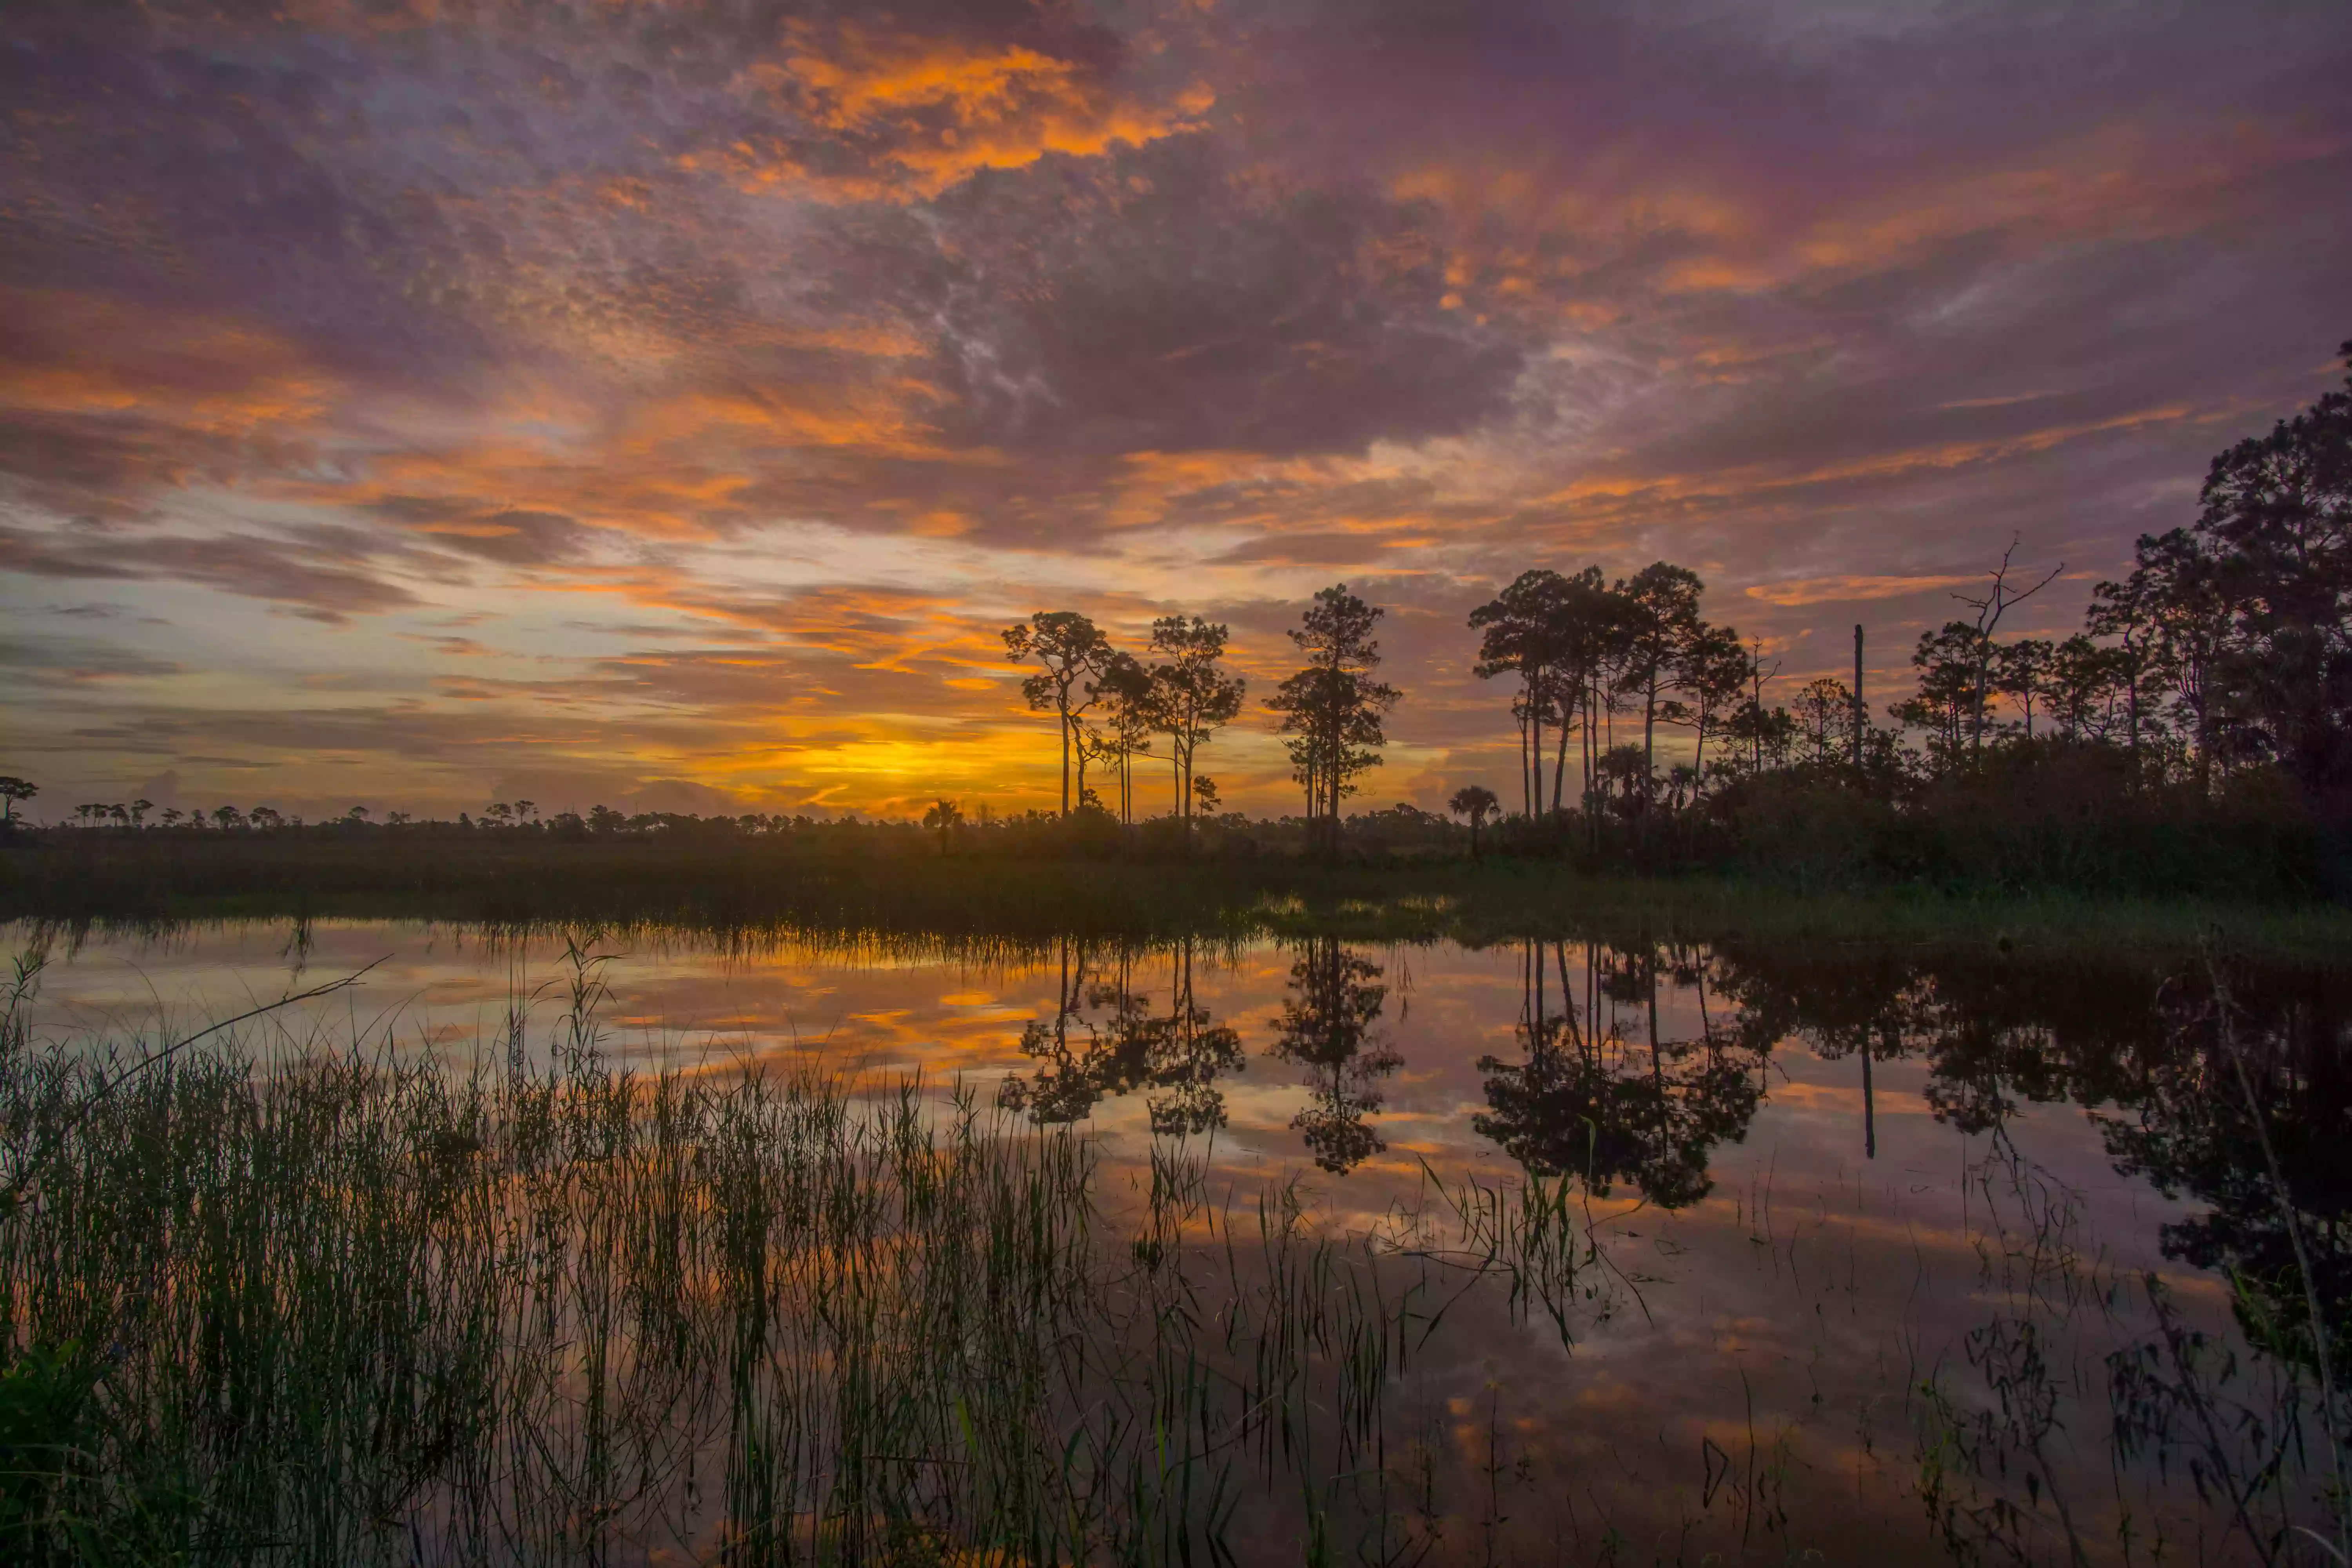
xmin=1852 ymin=623 xmax=1865 ymax=770
xmin=1862 ymin=1045 xmax=1876 ymax=1159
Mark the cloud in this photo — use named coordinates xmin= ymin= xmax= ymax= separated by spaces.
xmin=0 ymin=522 xmax=428 ymax=623
xmin=717 ymin=21 xmax=1211 ymax=199
xmin=892 ymin=135 xmax=1529 ymax=456
xmin=2 ymin=0 xmax=2348 ymax=811
xmin=1743 ymin=574 xmax=1986 ymax=608
xmin=0 ymin=632 xmax=186 ymax=684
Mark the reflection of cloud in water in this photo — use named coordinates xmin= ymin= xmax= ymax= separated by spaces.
xmin=12 ymin=918 xmax=2348 ymax=1558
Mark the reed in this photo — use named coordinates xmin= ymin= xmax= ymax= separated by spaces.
xmin=0 ymin=950 xmax=1607 ymax=1567
xmin=5 ymin=933 xmax=2344 ymax=1564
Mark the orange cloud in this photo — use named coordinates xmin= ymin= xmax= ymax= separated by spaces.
xmin=716 ymin=27 xmax=1214 ymax=200
xmin=1743 ymin=574 xmax=1984 ymax=608
xmin=1550 ymin=403 xmax=2196 ymax=514
xmin=0 ymin=290 xmax=338 ymax=435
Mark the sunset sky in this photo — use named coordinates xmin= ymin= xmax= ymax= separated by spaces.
xmin=4 ymin=0 xmax=2348 ymax=821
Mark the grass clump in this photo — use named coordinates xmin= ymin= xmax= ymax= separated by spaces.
xmin=0 ymin=949 xmax=1604 ymax=1566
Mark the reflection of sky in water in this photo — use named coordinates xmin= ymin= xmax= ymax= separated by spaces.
xmin=9 ymin=920 xmax=2329 ymax=1561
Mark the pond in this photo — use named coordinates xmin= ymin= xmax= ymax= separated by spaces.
xmin=4 ymin=918 xmax=2345 ymax=1565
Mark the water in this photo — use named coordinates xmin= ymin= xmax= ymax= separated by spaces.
xmin=8 ymin=918 xmax=2347 ymax=1564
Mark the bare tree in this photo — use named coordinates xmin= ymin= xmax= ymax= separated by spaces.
xmin=1951 ymin=535 xmax=2063 ymax=753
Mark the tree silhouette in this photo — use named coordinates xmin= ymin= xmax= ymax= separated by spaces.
xmin=1945 ymin=536 xmax=2065 ymax=757
xmin=921 ymin=799 xmax=964 ymax=855
xmin=1447 ymin=784 xmax=1498 ymax=857
xmin=1470 ymin=566 xmax=1630 ymax=816
xmin=1671 ymin=622 xmax=1752 ymax=790
xmin=0 ymin=777 xmax=38 ymax=824
xmin=1994 ymin=639 xmax=2055 ymax=741
xmin=1471 ymin=569 xmax=1571 ymax=817
xmin=1004 ymin=611 xmax=1117 ymax=817
xmin=1147 ymin=616 xmax=1245 ymax=836
xmin=1613 ymin=563 xmax=1705 ymax=806
xmin=1791 ymin=676 xmax=1856 ymax=765
xmin=1267 ymin=586 xmax=1398 ymax=855
xmin=1090 ymin=652 xmax=1157 ymax=826
xmin=1895 ymin=623 xmax=1985 ymax=770
xmin=2179 ymin=342 xmax=2352 ymax=798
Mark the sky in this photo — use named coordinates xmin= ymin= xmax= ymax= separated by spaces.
xmin=4 ymin=0 xmax=2349 ymax=822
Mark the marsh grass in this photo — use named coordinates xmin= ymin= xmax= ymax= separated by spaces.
xmin=0 ymin=948 xmax=1612 ymax=1567
xmin=5 ymin=928 xmax=2347 ymax=1565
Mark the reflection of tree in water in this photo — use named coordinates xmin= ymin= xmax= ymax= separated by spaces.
xmin=1709 ymin=944 xmax=1916 ymax=1159
xmin=998 ymin=938 xmax=1245 ymax=1136
xmin=2099 ymin=965 xmax=2352 ymax=1381
xmin=1475 ymin=940 xmax=1765 ymax=1209
xmin=1712 ymin=936 xmax=2352 ymax=1387
xmin=1268 ymin=938 xmax=1401 ymax=1174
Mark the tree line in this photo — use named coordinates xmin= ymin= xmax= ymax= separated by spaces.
xmin=1001 ymin=589 xmax=1400 ymax=849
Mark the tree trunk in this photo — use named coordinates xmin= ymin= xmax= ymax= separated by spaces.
xmin=1750 ymin=653 xmax=1763 ymax=771
xmin=1582 ymin=675 xmax=1595 ymax=810
xmin=1642 ymin=677 xmax=1657 ymax=806
xmin=1852 ymin=623 xmax=1865 ymax=771
xmin=1529 ymin=673 xmax=1543 ymax=819
xmin=1525 ymin=698 xmax=1537 ymax=816
xmin=1552 ymin=709 xmax=1570 ymax=813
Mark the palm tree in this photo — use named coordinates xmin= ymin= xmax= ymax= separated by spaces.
xmin=921 ymin=799 xmax=964 ymax=855
xmin=1448 ymin=784 xmax=1500 ymax=858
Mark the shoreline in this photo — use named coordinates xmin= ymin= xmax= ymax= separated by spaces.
xmin=7 ymin=837 xmax=2345 ymax=957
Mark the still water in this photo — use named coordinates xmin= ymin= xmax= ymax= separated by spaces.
xmin=11 ymin=919 xmax=2347 ymax=1564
